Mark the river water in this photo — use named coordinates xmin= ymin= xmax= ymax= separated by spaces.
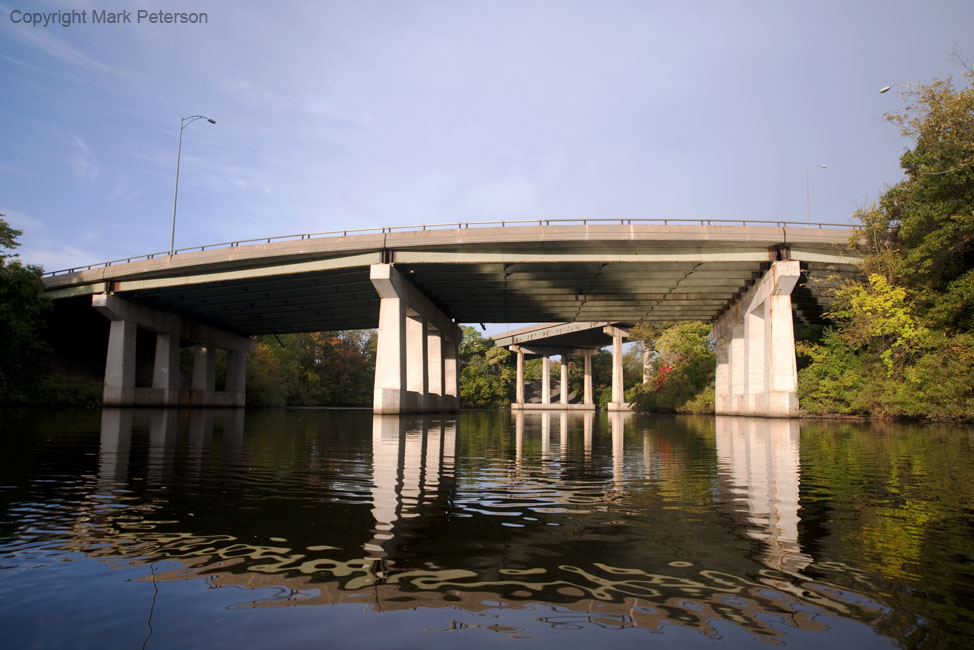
xmin=0 ymin=408 xmax=971 ymax=649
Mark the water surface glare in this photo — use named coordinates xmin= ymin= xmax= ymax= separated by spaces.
xmin=0 ymin=409 xmax=971 ymax=649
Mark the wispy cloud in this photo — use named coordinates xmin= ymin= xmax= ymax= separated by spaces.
xmin=1 ymin=8 xmax=111 ymax=73
xmin=20 ymin=243 xmax=100 ymax=272
xmin=0 ymin=208 xmax=46 ymax=232
xmin=0 ymin=208 xmax=96 ymax=270
xmin=67 ymin=134 xmax=99 ymax=181
xmin=221 ymin=76 xmax=285 ymax=111
xmin=107 ymin=175 xmax=138 ymax=201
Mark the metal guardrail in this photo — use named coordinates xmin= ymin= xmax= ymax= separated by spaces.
xmin=41 ymin=217 xmax=856 ymax=278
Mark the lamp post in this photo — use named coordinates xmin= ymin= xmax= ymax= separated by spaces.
xmin=805 ymin=164 xmax=827 ymax=224
xmin=170 ymin=115 xmax=216 ymax=256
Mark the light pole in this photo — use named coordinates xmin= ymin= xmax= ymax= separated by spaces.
xmin=805 ymin=164 xmax=827 ymax=224
xmin=170 ymin=115 xmax=216 ymax=256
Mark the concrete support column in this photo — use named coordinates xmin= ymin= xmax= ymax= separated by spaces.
xmin=745 ymin=306 xmax=767 ymax=405
xmin=103 ymin=319 xmax=137 ymax=406
xmin=560 ymin=357 xmax=569 ymax=405
xmin=583 ymin=351 xmax=593 ymax=406
xmin=730 ymin=325 xmax=746 ymax=408
xmin=767 ymin=293 xmax=799 ymax=415
xmin=443 ymin=334 xmax=459 ymax=411
xmin=373 ymin=297 xmax=407 ymax=414
xmin=94 ymin=293 xmax=252 ymax=408
xmin=542 ymin=356 xmax=551 ymax=405
xmin=611 ymin=332 xmax=623 ymax=403
xmin=642 ymin=344 xmax=654 ymax=385
xmin=514 ymin=346 xmax=525 ymax=405
xmin=713 ymin=261 xmax=801 ymax=417
xmin=225 ymin=349 xmax=247 ymax=407
xmin=152 ymin=324 xmax=180 ymax=406
xmin=371 ymin=264 xmax=461 ymax=414
xmin=427 ymin=328 xmax=444 ymax=412
xmin=405 ymin=314 xmax=429 ymax=412
xmin=192 ymin=344 xmax=216 ymax=393
xmin=715 ymin=333 xmax=731 ymax=414
xmin=605 ymin=326 xmax=630 ymax=411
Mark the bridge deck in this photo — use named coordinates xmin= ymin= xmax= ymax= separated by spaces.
xmin=43 ymin=224 xmax=861 ymax=334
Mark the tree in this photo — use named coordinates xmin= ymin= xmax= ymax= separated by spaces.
xmin=459 ymin=326 xmax=514 ymax=407
xmin=629 ymin=321 xmax=715 ymax=413
xmin=798 ymin=70 xmax=974 ymax=419
xmin=246 ymin=330 xmax=376 ymax=406
xmin=0 ymin=218 xmax=51 ymax=403
xmin=856 ymin=71 xmax=974 ymax=330
xmin=0 ymin=217 xmax=22 ymax=264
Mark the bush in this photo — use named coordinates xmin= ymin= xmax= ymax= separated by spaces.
xmin=631 ymin=321 xmax=715 ymax=413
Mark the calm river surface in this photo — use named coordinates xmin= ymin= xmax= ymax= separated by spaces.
xmin=0 ymin=409 xmax=971 ymax=649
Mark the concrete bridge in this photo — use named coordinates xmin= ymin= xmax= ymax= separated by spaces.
xmin=42 ymin=219 xmax=862 ymax=416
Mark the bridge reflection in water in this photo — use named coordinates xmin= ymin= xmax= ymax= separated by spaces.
xmin=83 ymin=409 xmax=886 ymax=641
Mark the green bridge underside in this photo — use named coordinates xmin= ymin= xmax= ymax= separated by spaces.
xmin=43 ymin=224 xmax=862 ymax=334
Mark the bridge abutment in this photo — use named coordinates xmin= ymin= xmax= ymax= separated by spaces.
xmin=713 ymin=261 xmax=800 ymax=417
xmin=370 ymin=264 xmax=461 ymax=414
xmin=93 ymin=294 xmax=253 ymax=407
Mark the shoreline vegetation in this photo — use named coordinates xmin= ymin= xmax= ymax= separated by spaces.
xmin=2 ymin=73 xmax=972 ymax=421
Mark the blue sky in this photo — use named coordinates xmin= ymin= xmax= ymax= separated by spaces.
xmin=1 ymin=0 xmax=972 ymax=276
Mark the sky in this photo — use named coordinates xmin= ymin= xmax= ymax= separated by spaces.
xmin=1 ymin=0 xmax=972 ymax=283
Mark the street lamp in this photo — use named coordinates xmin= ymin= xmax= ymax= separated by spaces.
xmin=805 ymin=164 xmax=827 ymax=224
xmin=170 ymin=115 xmax=216 ymax=256
xmin=880 ymin=82 xmax=915 ymax=94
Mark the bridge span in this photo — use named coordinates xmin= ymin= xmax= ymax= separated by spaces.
xmin=41 ymin=220 xmax=862 ymax=416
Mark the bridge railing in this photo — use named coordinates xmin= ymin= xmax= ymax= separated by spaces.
xmin=41 ymin=217 xmax=856 ymax=278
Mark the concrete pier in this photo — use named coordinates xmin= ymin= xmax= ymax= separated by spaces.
xmin=712 ymin=261 xmax=801 ymax=417
xmin=94 ymin=294 xmax=253 ymax=407
xmin=370 ymin=264 xmax=461 ymax=413
xmin=604 ymin=325 xmax=631 ymax=412
xmin=510 ymin=346 xmax=599 ymax=411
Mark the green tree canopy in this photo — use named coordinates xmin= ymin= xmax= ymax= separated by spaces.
xmin=857 ymin=71 xmax=974 ymax=330
xmin=799 ymin=70 xmax=974 ymax=419
xmin=0 ymin=218 xmax=51 ymax=403
xmin=630 ymin=321 xmax=715 ymax=413
xmin=0 ymin=217 xmax=22 ymax=264
xmin=459 ymin=326 xmax=513 ymax=407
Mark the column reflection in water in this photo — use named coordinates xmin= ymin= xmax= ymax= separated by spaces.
xmin=715 ymin=416 xmax=811 ymax=574
xmin=540 ymin=411 xmax=551 ymax=459
xmin=559 ymin=411 xmax=569 ymax=461
xmin=99 ymin=408 xmax=133 ymax=483
xmin=147 ymin=409 xmax=178 ymax=485
xmin=583 ymin=410 xmax=593 ymax=464
xmin=368 ymin=415 xmax=404 ymax=558
xmin=187 ymin=410 xmax=213 ymax=479
xmin=221 ymin=409 xmax=245 ymax=469
xmin=424 ymin=420 xmax=442 ymax=492
xmin=400 ymin=420 xmax=424 ymax=520
xmin=642 ymin=430 xmax=655 ymax=482
xmin=368 ymin=415 xmax=457 ymax=560
xmin=610 ymin=411 xmax=627 ymax=490
xmin=514 ymin=411 xmax=524 ymax=472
